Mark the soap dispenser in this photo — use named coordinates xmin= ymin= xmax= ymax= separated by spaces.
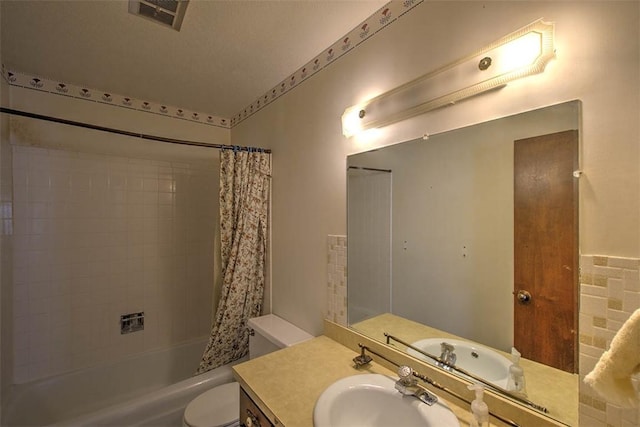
xmin=467 ymin=383 xmax=489 ymax=427
xmin=506 ymin=347 xmax=527 ymax=396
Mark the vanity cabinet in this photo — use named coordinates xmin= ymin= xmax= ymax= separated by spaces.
xmin=239 ymin=387 xmax=275 ymax=427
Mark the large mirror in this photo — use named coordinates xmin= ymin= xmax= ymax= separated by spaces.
xmin=347 ymin=101 xmax=581 ymax=426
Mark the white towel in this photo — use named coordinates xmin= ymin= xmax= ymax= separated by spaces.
xmin=584 ymin=308 xmax=640 ymax=408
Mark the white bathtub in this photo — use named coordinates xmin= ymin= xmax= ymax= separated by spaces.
xmin=4 ymin=338 xmax=247 ymax=426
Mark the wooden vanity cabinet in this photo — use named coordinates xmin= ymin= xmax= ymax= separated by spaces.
xmin=239 ymin=387 xmax=275 ymax=427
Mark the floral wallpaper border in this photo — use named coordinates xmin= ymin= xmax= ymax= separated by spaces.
xmin=1 ymin=0 xmax=424 ymax=130
xmin=1 ymin=65 xmax=231 ymax=129
xmin=230 ymin=0 xmax=423 ymax=127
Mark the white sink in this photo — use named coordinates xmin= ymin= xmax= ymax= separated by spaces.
xmin=313 ymin=373 xmax=460 ymax=427
xmin=407 ymin=338 xmax=511 ymax=388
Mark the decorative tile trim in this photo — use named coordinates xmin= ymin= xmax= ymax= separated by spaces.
xmin=1 ymin=65 xmax=231 ymax=129
xmin=327 ymin=235 xmax=347 ymax=326
xmin=230 ymin=0 xmax=424 ymax=127
xmin=579 ymin=254 xmax=640 ymax=426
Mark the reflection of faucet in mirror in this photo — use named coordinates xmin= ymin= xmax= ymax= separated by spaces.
xmin=439 ymin=342 xmax=457 ymax=367
xmin=384 ymin=331 xmax=548 ymax=414
xmin=387 ymin=331 xmax=549 ymax=414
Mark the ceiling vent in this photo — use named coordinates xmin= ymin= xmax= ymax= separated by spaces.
xmin=129 ymin=0 xmax=189 ymax=31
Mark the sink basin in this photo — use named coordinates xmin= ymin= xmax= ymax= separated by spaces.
xmin=407 ymin=338 xmax=512 ymax=388
xmin=313 ymin=373 xmax=460 ymax=427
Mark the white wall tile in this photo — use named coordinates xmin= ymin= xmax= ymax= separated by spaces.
xmin=581 ymin=294 xmax=608 ymax=317
xmin=127 ymin=176 xmax=144 ymax=192
xmin=624 ymin=269 xmax=640 ymax=292
xmin=623 ymin=291 xmax=640 ymax=314
xmin=11 ymin=146 xmax=217 ymax=383
xmin=142 ymin=178 xmax=158 ymax=192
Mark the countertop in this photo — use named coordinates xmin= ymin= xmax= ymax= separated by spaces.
xmin=352 ymin=313 xmax=578 ymax=427
xmin=233 ymin=335 xmax=502 ymax=427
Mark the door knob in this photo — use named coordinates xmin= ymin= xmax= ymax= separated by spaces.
xmin=514 ymin=289 xmax=532 ymax=304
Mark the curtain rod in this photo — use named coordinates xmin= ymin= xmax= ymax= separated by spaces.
xmin=0 ymin=107 xmax=271 ymax=153
xmin=348 ymin=166 xmax=392 ymax=173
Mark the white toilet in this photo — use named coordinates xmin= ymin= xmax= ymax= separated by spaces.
xmin=183 ymin=314 xmax=313 ymax=427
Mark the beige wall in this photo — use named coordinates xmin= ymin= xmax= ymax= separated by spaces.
xmin=231 ymin=1 xmax=640 ymax=337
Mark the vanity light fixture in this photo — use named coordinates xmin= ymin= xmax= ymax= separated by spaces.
xmin=342 ymin=19 xmax=555 ymax=137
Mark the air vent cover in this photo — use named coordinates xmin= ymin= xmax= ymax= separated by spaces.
xmin=129 ymin=0 xmax=189 ymax=31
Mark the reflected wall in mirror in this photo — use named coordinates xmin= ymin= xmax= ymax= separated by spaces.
xmin=347 ymin=101 xmax=581 ymax=426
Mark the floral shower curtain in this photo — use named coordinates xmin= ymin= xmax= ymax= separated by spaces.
xmin=197 ymin=148 xmax=271 ymax=374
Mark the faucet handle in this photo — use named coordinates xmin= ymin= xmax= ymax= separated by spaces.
xmin=397 ymin=365 xmax=417 ymax=386
xmin=440 ymin=342 xmax=455 ymax=353
xmin=395 ymin=365 xmax=438 ymax=405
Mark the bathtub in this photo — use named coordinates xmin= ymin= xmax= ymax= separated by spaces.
xmin=4 ymin=338 xmax=247 ymax=426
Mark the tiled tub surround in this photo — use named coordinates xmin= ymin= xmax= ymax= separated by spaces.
xmin=579 ymin=255 xmax=640 ymax=427
xmin=326 ymin=239 xmax=640 ymax=425
xmin=11 ymin=145 xmax=218 ymax=383
xmin=1 ymin=76 xmax=14 ymax=407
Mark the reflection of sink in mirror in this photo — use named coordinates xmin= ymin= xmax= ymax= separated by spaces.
xmin=313 ymin=373 xmax=460 ymax=427
xmin=407 ymin=338 xmax=512 ymax=388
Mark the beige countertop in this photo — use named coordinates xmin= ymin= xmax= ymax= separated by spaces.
xmin=352 ymin=313 xmax=578 ymax=426
xmin=233 ymin=335 xmax=511 ymax=427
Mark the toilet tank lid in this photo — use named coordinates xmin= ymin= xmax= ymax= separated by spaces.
xmin=248 ymin=314 xmax=313 ymax=348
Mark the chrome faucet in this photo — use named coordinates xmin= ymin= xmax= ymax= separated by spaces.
xmin=394 ymin=366 xmax=438 ymax=406
xmin=439 ymin=342 xmax=457 ymax=366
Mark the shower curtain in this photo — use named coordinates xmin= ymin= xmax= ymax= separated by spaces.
xmin=197 ymin=148 xmax=271 ymax=374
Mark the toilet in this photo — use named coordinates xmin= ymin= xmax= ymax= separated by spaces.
xmin=183 ymin=314 xmax=313 ymax=427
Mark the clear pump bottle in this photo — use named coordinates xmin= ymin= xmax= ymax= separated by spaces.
xmin=467 ymin=383 xmax=489 ymax=427
xmin=506 ymin=347 xmax=527 ymax=396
